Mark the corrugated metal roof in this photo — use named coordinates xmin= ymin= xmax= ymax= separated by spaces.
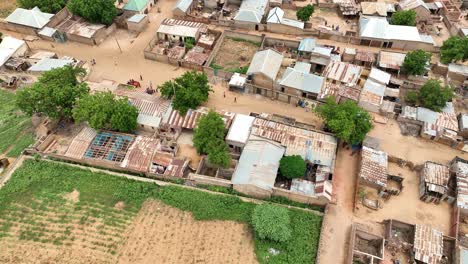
xmin=362 ymin=78 xmax=386 ymax=96
xmin=369 ymin=67 xmax=391 ymax=85
xmin=291 ymin=179 xmax=315 ymax=196
xmin=448 ymin=63 xmax=468 ymax=75
xmin=379 ymin=51 xmax=406 ymax=70
xmin=0 ymin=36 xmax=26 ymax=67
xmin=413 ymin=225 xmax=443 ymax=264
xmin=267 ymin=7 xmax=284 ymax=24
xmin=130 ymin=98 xmax=171 ymax=118
xmin=294 ymin=61 xmax=312 ymax=73
xmin=399 ymin=0 xmax=430 ymax=11
xmin=461 ymin=114 xmax=468 ymax=130
xmin=137 ymin=113 xmax=161 ymax=128
xmin=250 ymin=118 xmax=338 ymax=169
xmin=234 ymin=0 xmax=268 ymax=23
xmin=323 ymin=61 xmax=362 ymax=86
xmin=453 ymin=159 xmax=468 ymax=209
xmin=299 ymin=38 xmax=317 ymax=52
xmin=124 ymin=0 xmax=150 ymax=12
xmin=183 ymin=46 xmax=209 ymax=66
xmin=422 ymin=161 xmax=450 ymax=189
xmin=28 ymin=58 xmax=73 ymax=72
xmin=65 ymin=127 xmax=97 ymax=159
xmin=128 ymin=14 xmax=147 ymax=23
xmin=416 ymin=105 xmax=459 ymax=132
xmin=361 ymin=2 xmax=388 ymax=16
xmin=231 ymin=137 xmax=285 ymax=190
xmin=355 ymin=50 xmax=377 ymax=63
xmin=38 ymin=27 xmax=57 ymax=37
xmin=67 ymin=21 xmax=105 ymax=38
xmin=163 ymin=107 xmax=235 ymax=130
xmin=226 ymin=114 xmax=255 ymax=145
xmin=6 ymin=7 xmax=53 ymax=29
xmin=121 ymin=135 xmax=158 ymax=172
xmin=359 ymin=16 xmax=422 ymax=42
xmin=281 ymin=18 xmax=305 ymax=29
xmin=247 ymin=49 xmax=283 ymax=81
xmin=157 ymin=18 xmax=206 ymax=38
xmin=279 ymin=67 xmax=324 ymax=94
xmin=359 ymin=146 xmax=388 ymax=187
xmin=173 ymin=0 xmax=193 ymax=13
xmin=318 ymin=82 xmax=342 ymax=100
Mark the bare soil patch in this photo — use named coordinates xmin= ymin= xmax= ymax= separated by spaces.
xmin=117 ymin=200 xmax=258 ymax=264
xmin=0 ymin=0 xmax=15 ymax=18
xmin=212 ymin=38 xmax=259 ymax=70
xmin=63 ymin=189 xmax=80 ymax=203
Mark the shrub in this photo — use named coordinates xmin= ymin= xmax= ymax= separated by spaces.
xmin=296 ymin=4 xmax=314 ymax=22
xmin=279 ymin=155 xmax=306 ymax=179
xmin=440 ymin=36 xmax=468 ymax=64
xmin=391 ymin=10 xmax=416 ymax=26
xmin=402 ymin=49 xmax=431 ymax=76
xmin=252 ymin=204 xmax=292 ymax=243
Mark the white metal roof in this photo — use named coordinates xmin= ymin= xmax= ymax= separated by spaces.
xmin=369 ymin=67 xmax=391 ymax=85
xmin=38 ymin=27 xmax=57 ymax=37
xmin=173 ymin=0 xmax=193 ymax=13
xmin=157 ymin=24 xmax=199 ymax=38
xmin=298 ymin=38 xmax=317 ymax=52
xmin=0 ymin=36 xmax=27 ymax=67
xmin=399 ymin=0 xmax=430 ymax=11
xmin=448 ymin=63 xmax=468 ymax=76
xmin=280 ymin=67 xmax=325 ymax=94
xmin=247 ymin=49 xmax=283 ymax=80
xmin=6 ymin=7 xmax=53 ymax=29
xmin=226 ymin=114 xmax=255 ymax=145
xmin=267 ymin=7 xmax=284 ymax=24
xmin=128 ymin=14 xmax=147 ymax=23
xmin=137 ymin=113 xmax=161 ymax=128
xmin=28 ymin=58 xmax=73 ymax=72
xmin=359 ymin=16 xmax=422 ymax=42
xmin=234 ymin=0 xmax=268 ymax=23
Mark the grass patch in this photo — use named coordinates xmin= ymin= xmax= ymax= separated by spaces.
xmin=226 ymin=66 xmax=249 ymax=74
xmin=227 ymin=37 xmax=261 ymax=47
xmin=0 ymin=89 xmax=34 ymax=155
xmin=209 ymin=63 xmax=224 ymax=70
xmin=0 ymin=160 xmax=322 ymax=263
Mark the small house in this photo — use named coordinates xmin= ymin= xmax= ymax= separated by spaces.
xmin=173 ymin=0 xmax=194 ymax=18
xmin=419 ymin=161 xmax=450 ymax=203
xmin=156 ymin=18 xmax=207 ymax=42
xmin=233 ymin=0 xmax=269 ymax=30
xmin=398 ymin=0 xmax=432 ymax=23
xmin=378 ymin=51 xmax=406 ymax=74
xmin=226 ymin=114 xmax=255 ymax=152
xmin=5 ymin=7 xmax=53 ymax=34
xmin=123 ymin=0 xmax=154 ymax=15
xmin=0 ymin=36 xmax=29 ymax=68
xmin=246 ymin=49 xmax=283 ymax=89
xmin=361 ymin=2 xmax=388 ymax=16
xmin=127 ymin=14 xmax=149 ymax=33
xmin=323 ymin=61 xmax=362 ymax=87
xmin=359 ymin=146 xmax=388 ymax=190
xmin=358 ymin=78 xmax=386 ymax=113
xmin=279 ymin=62 xmax=325 ymax=100
xmin=266 ymin=7 xmax=304 ymax=35
xmin=28 ymin=58 xmax=74 ymax=74
xmin=447 ymin=63 xmax=468 ymax=87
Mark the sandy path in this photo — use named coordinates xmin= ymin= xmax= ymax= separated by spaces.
xmin=117 ymin=200 xmax=258 ymax=264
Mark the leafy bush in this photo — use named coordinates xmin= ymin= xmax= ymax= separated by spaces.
xmin=68 ymin=0 xmax=117 ymax=25
xmin=296 ymin=4 xmax=315 ymax=22
xmin=391 ymin=10 xmax=417 ymax=26
xmin=185 ymin=37 xmax=195 ymax=50
xmin=402 ymin=49 xmax=431 ymax=76
xmin=440 ymin=36 xmax=468 ymax=64
xmin=252 ymin=204 xmax=292 ymax=243
xmin=418 ymin=80 xmax=453 ymax=112
xmin=279 ymin=155 xmax=306 ymax=179
xmin=405 ymin=90 xmax=419 ymax=105
xmin=17 ymin=0 xmax=66 ymax=13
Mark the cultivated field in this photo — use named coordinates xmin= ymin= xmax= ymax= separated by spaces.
xmin=0 ymin=89 xmax=35 ymax=158
xmin=0 ymin=160 xmax=322 ymax=263
xmin=211 ymin=37 xmax=260 ymax=73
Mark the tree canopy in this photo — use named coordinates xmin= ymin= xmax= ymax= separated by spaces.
xmin=252 ymin=204 xmax=292 ymax=243
xmin=73 ymin=92 xmax=138 ymax=133
xmin=405 ymin=80 xmax=453 ymax=112
xmin=158 ymin=71 xmax=212 ymax=116
xmin=390 ymin=10 xmax=416 ymax=26
xmin=402 ymin=49 xmax=431 ymax=76
xmin=193 ymin=111 xmax=231 ymax=168
xmin=16 ymin=66 xmax=89 ymax=120
xmin=17 ymin=0 xmax=67 ymax=13
xmin=440 ymin=36 xmax=468 ymax=64
xmin=279 ymin=155 xmax=306 ymax=179
xmin=68 ymin=0 xmax=117 ymax=25
xmin=296 ymin=4 xmax=315 ymax=22
xmin=316 ymin=98 xmax=372 ymax=145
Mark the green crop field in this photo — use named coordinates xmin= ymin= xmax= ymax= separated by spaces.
xmin=0 ymin=159 xmax=322 ymax=263
xmin=0 ymin=89 xmax=34 ymax=157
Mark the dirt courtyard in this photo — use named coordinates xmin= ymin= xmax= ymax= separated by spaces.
xmin=212 ymin=37 xmax=259 ymax=70
xmin=0 ymin=200 xmax=257 ymax=264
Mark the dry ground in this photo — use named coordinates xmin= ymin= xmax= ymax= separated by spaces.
xmin=212 ymin=37 xmax=259 ymax=70
xmin=0 ymin=198 xmax=257 ymax=264
xmin=0 ymin=0 xmax=16 ymax=18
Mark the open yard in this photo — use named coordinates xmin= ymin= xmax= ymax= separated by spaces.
xmin=0 ymin=0 xmax=15 ymax=18
xmin=0 ymin=159 xmax=322 ymax=263
xmin=211 ymin=37 xmax=260 ymax=73
xmin=0 ymin=89 xmax=35 ymax=158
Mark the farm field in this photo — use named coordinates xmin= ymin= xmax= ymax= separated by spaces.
xmin=211 ymin=37 xmax=260 ymax=74
xmin=0 ymin=159 xmax=322 ymax=263
xmin=0 ymin=89 xmax=34 ymax=158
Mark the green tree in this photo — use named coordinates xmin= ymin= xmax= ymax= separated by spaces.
xmin=68 ymin=0 xmax=117 ymax=25
xmin=17 ymin=0 xmax=66 ymax=13
xmin=159 ymin=71 xmax=212 ymax=115
xmin=390 ymin=10 xmax=417 ymax=26
xmin=193 ymin=111 xmax=231 ymax=168
xmin=405 ymin=90 xmax=419 ymax=105
xmin=316 ymin=98 xmax=372 ymax=145
xmin=440 ymin=36 xmax=468 ymax=64
xmin=252 ymin=204 xmax=291 ymax=243
xmin=279 ymin=155 xmax=306 ymax=179
xmin=16 ymin=66 xmax=89 ymax=120
xmin=73 ymin=92 xmax=138 ymax=132
xmin=418 ymin=79 xmax=453 ymax=112
xmin=296 ymin=4 xmax=315 ymax=22
xmin=401 ymin=50 xmax=431 ymax=76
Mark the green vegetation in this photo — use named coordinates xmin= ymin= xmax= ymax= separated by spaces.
xmin=68 ymin=0 xmax=117 ymax=25
xmin=0 ymin=160 xmax=322 ymax=263
xmin=252 ymin=204 xmax=291 ymax=243
xmin=405 ymin=79 xmax=453 ymax=112
xmin=17 ymin=0 xmax=66 ymax=13
xmin=390 ymin=10 xmax=417 ymax=26
xmin=184 ymin=37 xmax=195 ymax=50
xmin=316 ymin=97 xmax=372 ymax=145
xmin=402 ymin=49 xmax=431 ymax=76
xmin=296 ymin=4 xmax=315 ymax=22
xmin=16 ymin=66 xmax=89 ymax=120
xmin=0 ymin=89 xmax=34 ymax=155
xmin=210 ymin=63 xmax=223 ymax=70
xmin=279 ymin=155 xmax=306 ymax=179
xmin=193 ymin=111 xmax=231 ymax=168
xmin=440 ymin=36 xmax=468 ymax=64
xmin=72 ymin=91 xmax=138 ymax=133
xmin=226 ymin=37 xmax=261 ymax=47
xmin=158 ymin=71 xmax=212 ymax=115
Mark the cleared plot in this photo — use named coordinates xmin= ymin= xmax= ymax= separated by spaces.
xmin=211 ymin=37 xmax=260 ymax=73
xmin=0 ymin=160 xmax=322 ymax=263
xmin=0 ymin=0 xmax=15 ymax=18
